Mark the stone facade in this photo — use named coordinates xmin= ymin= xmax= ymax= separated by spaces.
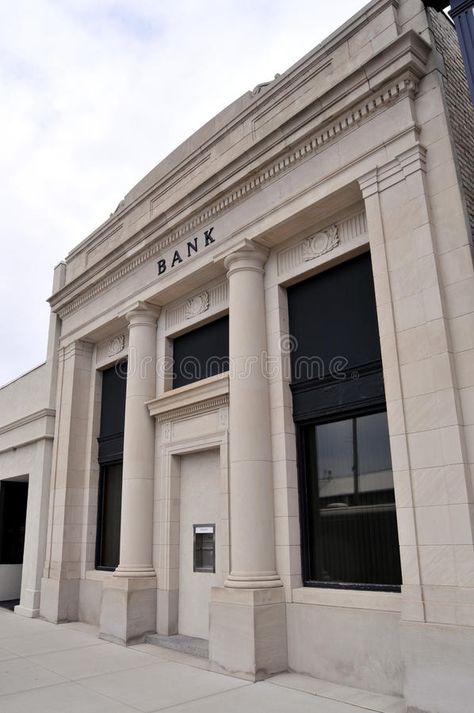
xmin=1 ymin=2 xmax=474 ymax=712
xmin=0 ymin=263 xmax=64 ymax=616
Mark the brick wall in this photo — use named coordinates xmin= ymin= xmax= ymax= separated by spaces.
xmin=428 ymin=8 xmax=474 ymax=240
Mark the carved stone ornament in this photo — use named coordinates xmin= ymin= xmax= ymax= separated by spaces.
xmin=302 ymin=225 xmax=339 ymax=262
xmin=162 ymin=421 xmax=171 ymax=443
xmin=218 ymin=407 xmax=229 ymax=429
xmin=107 ymin=334 xmax=125 ymax=357
xmin=185 ymin=291 xmax=209 ymax=319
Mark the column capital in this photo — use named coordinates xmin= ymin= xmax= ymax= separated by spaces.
xmin=223 ymin=240 xmax=268 ymax=277
xmin=123 ymin=301 xmax=161 ymax=326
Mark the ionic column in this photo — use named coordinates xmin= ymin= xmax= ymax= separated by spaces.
xmin=224 ymin=244 xmax=282 ymax=589
xmin=114 ymin=303 xmax=160 ymax=578
xmin=100 ymin=301 xmax=159 ymax=645
xmin=209 ymin=242 xmax=286 ymax=680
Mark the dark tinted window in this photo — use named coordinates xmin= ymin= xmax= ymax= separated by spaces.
xmin=96 ymin=362 xmax=127 ymax=570
xmin=99 ymin=363 xmax=127 ymax=441
xmin=173 ymin=316 xmax=229 ymax=389
xmin=287 ymin=252 xmax=381 ymax=385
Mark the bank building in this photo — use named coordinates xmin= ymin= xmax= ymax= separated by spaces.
xmin=1 ymin=2 xmax=473 ymax=712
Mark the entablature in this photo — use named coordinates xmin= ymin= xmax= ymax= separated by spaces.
xmin=50 ymin=30 xmax=430 ymax=328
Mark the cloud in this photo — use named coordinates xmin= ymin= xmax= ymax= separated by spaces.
xmin=0 ymin=0 xmax=367 ymax=385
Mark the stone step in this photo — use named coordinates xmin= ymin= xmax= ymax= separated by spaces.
xmin=145 ymin=633 xmax=209 ymax=659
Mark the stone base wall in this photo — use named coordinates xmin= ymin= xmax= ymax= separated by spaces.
xmin=287 ymin=603 xmax=403 ymax=696
xmin=402 ymin=620 xmax=474 ymax=713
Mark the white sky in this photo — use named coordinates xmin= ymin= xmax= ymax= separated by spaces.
xmin=0 ymin=0 xmax=371 ymax=386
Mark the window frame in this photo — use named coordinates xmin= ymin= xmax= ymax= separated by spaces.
xmin=296 ymin=402 xmax=402 ymax=593
xmin=193 ymin=523 xmax=216 ymax=573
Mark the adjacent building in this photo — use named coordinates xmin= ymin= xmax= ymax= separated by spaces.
xmin=1 ymin=2 xmax=473 ymax=712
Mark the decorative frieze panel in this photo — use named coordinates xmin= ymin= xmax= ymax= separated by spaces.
xmin=96 ymin=331 xmax=128 ymax=368
xmin=185 ymin=291 xmax=209 ymax=319
xmin=162 ymin=421 xmax=171 ymax=443
xmin=164 ymin=280 xmax=228 ymax=333
xmin=277 ymin=210 xmax=367 ymax=276
xmin=107 ymin=334 xmax=126 ymax=357
xmin=302 ymin=225 xmax=339 ymax=261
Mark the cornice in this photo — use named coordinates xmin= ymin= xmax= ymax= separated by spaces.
xmin=64 ymin=0 xmax=400 ymax=265
xmin=0 ymin=408 xmax=56 ymax=437
xmin=148 ymin=373 xmax=229 ymax=423
xmin=52 ymin=31 xmax=430 ymax=320
xmin=0 ymin=435 xmax=55 ymax=456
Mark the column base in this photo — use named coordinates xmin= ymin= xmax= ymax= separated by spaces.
xmin=15 ymin=587 xmax=41 ymax=618
xmin=225 ymin=573 xmax=283 ymax=588
xmin=39 ymin=577 xmax=79 ymax=623
xmin=209 ymin=586 xmax=287 ymax=681
xmin=114 ymin=565 xmax=156 ymax=578
xmin=401 ymin=620 xmax=474 ymax=713
xmin=99 ymin=576 xmax=157 ymax=646
xmin=14 ymin=605 xmax=40 ymax=618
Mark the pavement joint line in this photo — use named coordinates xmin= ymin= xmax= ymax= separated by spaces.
xmin=73 ymin=677 xmax=146 ymax=713
xmin=266 ymin=678 xmax=404 ymax=713
xmin=0 ymin=678 xmax=144 ymax=713
xmin=0 ymin=640 xmax=107 ymax=659
xmin=138 ymin=681 xmax=255 ymax=713
xmin=18 ymin=652 xmax=163 ymax=683
xmin=63 ymin=659 xmax=180 ymax=683
xmin=72 ymin=666 xmax=253 ymax=713
xmin=0 ymin=674 xmax=71 ymax=698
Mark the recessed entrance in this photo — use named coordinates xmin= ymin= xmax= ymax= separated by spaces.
xmin=178 ymin=449 xmax=221 ymax=640
xmin=0 ymin=477 xmax=29 ymax=605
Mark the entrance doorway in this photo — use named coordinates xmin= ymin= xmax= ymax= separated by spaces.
xmin=0 ymin=478 xmax=28 ymax=605
xmin=178 ymin=449 xmax=221 ymax=639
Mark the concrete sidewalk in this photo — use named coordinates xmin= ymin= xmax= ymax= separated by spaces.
xmin=0 ymin=606 xmax=405 ymax=712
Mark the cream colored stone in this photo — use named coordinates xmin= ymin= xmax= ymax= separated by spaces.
xmin=399 ymin=546 xmax=421 ymax=586
xmin=222 ymin=244 xmax=281 ymax=590
xmin=209 ymin=586 xmax=287 ymax=680
xmin=287 ymin=602 xmax=403 ymax=695
xmin=419 ymin=545 xmax=457 ymax=586
xmin=401 ymin=620 xmax=474 ymax=713
xmin=99 ymin=576 xmax=157 ymax=645
xmin=1 ymin=6 xmax=473 ymax=712
xmin=415 ymin=506 xmax=451 ymax=545
xmin=396 ymin=507 xmax=418 ymax=547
